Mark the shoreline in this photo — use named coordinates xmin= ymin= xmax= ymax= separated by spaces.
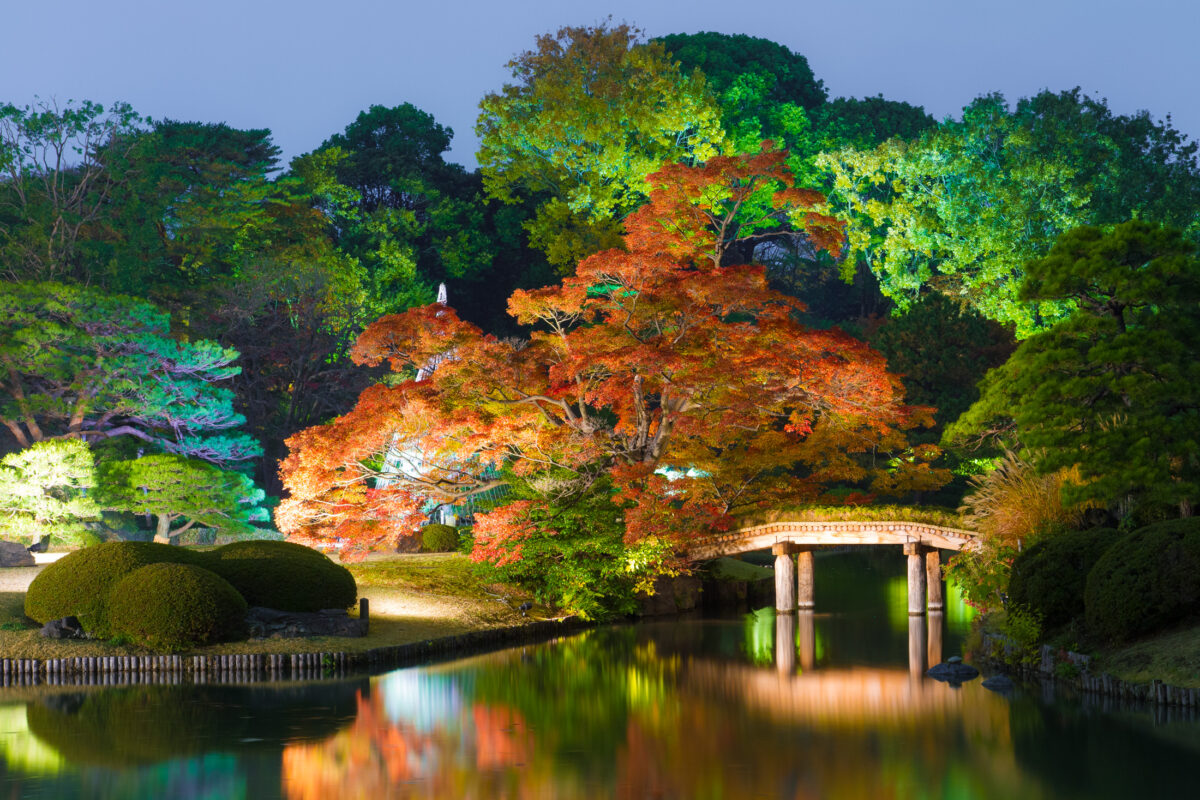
xmin=0 ymin=615 xmax=592 ymax=689
xmin=978 ymin=630 xmax=1200 ymax=710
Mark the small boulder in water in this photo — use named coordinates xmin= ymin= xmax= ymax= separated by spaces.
xmin=982 ymin=674 xmax=1016 ymax=694
xmin=927 ymin=660 xmax=981 ymax=684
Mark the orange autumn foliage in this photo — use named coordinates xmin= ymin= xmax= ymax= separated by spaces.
xmin=277 ymin=148 xmax=944 ymax=560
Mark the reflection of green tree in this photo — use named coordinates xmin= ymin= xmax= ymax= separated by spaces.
xmin=743 ymin=607 xmax=776 ymax=665
xmin=24 ymin=682 xmax=363 ymax=768
xmin=466 ymin=627 xmax=677 ymax=784
xmin=0 ymin=703 xmax=65 ymax=774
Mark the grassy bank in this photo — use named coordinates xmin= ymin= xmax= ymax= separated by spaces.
xmin=1092 ymin=623 xmax=1200 ymax=688
xmin=0 ymin=553 xmax=546 ymax=660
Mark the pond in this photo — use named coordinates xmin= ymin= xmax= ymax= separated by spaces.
xmin=1 ymin=551 xmax=1197 ymax=799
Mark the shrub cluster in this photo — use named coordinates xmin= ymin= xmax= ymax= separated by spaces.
xmin=1006 ymin=518 xmax=1200 ymax=643
xmin=24 ymin=539 xmax=356 ymax=649
xmin=24 ymin=542 xmax=205 ymax=637
xmin=420 ymin=523 xmax=460 ymax=553
xmin=1008 ymin=527 xmax=1120 ymax=631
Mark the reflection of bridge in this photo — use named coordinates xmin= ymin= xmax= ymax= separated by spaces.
xmin=686 ymin=520 xmax=979 ymax=617
xmin=688 ymin=612 xmax=955 ymax=728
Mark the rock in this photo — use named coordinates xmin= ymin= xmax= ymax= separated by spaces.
xmin=0 ymin=539 xmax=35 ymax=567
xmin=244 ymin=606 xmax=367 ymax=639
xmin=982 ymin=674 xmax=1016 ymax=694
xmin=41 ymin=616 xmax=86 ymax=640
xmin=637 ymin=574 xmax=703 ymax=616
xmin=927 ymin=660 xmax=981 ymax=684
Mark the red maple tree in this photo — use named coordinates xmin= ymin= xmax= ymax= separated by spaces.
xmin=277 ymin=148 xmax=944 ymax=560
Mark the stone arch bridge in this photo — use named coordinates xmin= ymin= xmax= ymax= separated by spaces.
xmin=685 ymin=519 xmax=979 ymax=617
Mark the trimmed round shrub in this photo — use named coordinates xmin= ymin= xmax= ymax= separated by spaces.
xmin=1008 ymin=527 xmax=1121 ymax=631
xmin=108 ymin=563 xmax=247 ymax=651
xmin=421 ymin=523 xmax=459 ymax=553
xmin=1085 ymin=518 xmax=1200 ymax=642
xmin=24 ymin=541 xmax=206 ymax=637
xmin=203 ymin=540 xmax=356 ymax=612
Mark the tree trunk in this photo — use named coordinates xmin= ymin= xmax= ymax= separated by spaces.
xmin=153 ymin=514 xmax=173 ymax=545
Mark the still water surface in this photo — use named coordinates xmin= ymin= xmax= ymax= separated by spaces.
xmin=1 ymin=552 xmax=1197 ymax=799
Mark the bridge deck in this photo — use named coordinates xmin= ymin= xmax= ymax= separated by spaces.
xmin=686 ymin=520 xmax=978 ymax=561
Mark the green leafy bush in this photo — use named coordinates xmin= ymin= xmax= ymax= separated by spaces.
xmin=420 ymin=524 xmax=459 ymax=553
xmin=204 ymin=540 xmax=356 ymax=612
xmin=107 ymin=563 xmax=247 ymax=651
xmin=1009 ymin=527 xmax=1121 ymax=631
xmin=24 ymin=542 xmax=205 ymax=636
xmin=1085 ymin=519 xmax=1200 ymax=642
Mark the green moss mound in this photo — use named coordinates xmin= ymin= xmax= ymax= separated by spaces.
xmin=1085 ymin=519 xmax=1200 ymax=643
xmin=1008 ymin=527 xmax=1121 ymax=631
xmin=108 ymin=563 xmax=247 ymax=651
xmin=204 ymin=540 xmax=356 ymax=612
xmin=421 ymin=523 xmax=459 ymax=553
xmin=24 ymin=542 xmax=205 ymax=637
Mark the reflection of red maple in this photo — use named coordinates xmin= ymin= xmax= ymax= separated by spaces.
xmin=282 ymin=690 xmax=436 ymax=799
xmin=472 ymin=705 xmax=532 ymax=770
xmin=279 ymin=147 xmax=945 ymax=560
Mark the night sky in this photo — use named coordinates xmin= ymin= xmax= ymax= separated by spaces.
xmin=2 ymin=0 xmax=1196 ymax=168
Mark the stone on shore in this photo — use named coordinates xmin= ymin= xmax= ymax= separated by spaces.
xmin=245 ymin=606 xmax=367 ymax=639
xmin=41 ymin=616 xmax=86 ymax=639
xmin=0 ymin=540 xmax=35 ymax=567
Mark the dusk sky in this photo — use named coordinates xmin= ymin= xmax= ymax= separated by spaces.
xmin=2 ymin=0 xmax=1196 ymax=168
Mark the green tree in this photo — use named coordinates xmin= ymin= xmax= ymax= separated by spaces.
xmin=0 ymin=282 xmax=260 ymax=467
xmin=0 ymin=98 xmax=143 ymax=282
xmin=871 ymin=293 xmax=1014 ymax=431
xmin=477 ymin=22 xmax=724 ymax=270
xmin=302 ymin=103 xmax=499 ymax=315
xmin=821 ymin=90 xmax=1200 ymax=337
xmin=947 ymin=222 xmax=1200 ymax=520
xmin=97 ymin=454 xmax=266 ymax=543
xmin=0 ymin=439 xmax=100 ymax=545
xmin=656 ymin=31 xmax=824 ymax=157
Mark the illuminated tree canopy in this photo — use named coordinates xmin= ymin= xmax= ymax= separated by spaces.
xmin=278 ymin=150 xmax=945 ymax=559
xmin=821 ymin=90 xmax=1200 ymax=337
xmin=97 ymin=454 xmax=267 ymax=543
xmin=477 ymin=22 xmax=725 ymax=269
xmin=0 ymin=282 xmax=260 ymax=467
xmin=947 ymin=222 xmax=1200 ymax=518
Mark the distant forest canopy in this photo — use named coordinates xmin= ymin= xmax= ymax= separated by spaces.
xmin=2 ymin=23 xmax=1197 ymax=525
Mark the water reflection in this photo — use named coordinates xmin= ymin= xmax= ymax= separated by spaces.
xmin=2 ymin=552 xmax=1197 ymax=799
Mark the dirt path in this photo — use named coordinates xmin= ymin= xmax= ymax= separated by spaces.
xmin=0 ymin=566 xmax=43 ymax=593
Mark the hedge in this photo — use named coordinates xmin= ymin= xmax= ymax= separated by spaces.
xmin=107 ymin=563 xmax=247 ymax=651
xmin=1085 ymin=518 xmax=1200 ymax=642
xmin=204 ymin=540 xmax=356 ymax=612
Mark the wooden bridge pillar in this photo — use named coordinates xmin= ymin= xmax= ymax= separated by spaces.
xmin=796 ymin=548 xmax=815 ymax=610
xmin=772 ymin=542 xmax=797 ymax=613
xmin=903 ymin=542 xmax=927 ymax=616
xmin=926 ymin=549 xmax=945 ymax=613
